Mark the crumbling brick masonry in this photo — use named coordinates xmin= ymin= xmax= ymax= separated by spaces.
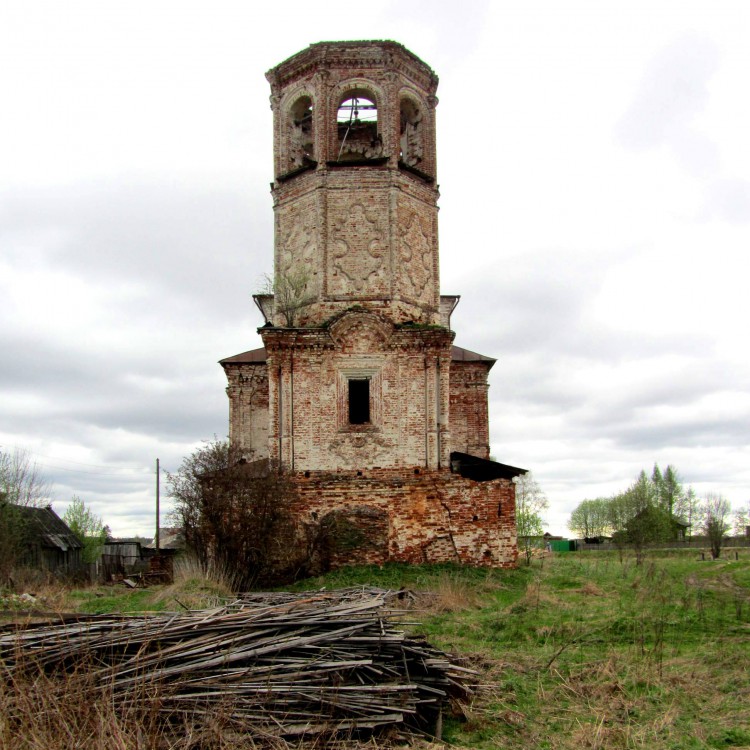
xmin=221 ymin=41 xmax=524 ymax=568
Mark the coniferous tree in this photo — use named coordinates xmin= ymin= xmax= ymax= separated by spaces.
xmin=662 ymin=465 xmax=683 ymax=518
xmin=651 ymin=463 xmax=664 ymax=503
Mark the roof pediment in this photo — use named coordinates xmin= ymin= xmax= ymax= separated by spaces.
xmin=328 ymin=311 xmax=393 ymax=353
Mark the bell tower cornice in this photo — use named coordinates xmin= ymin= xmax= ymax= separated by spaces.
xmin=266 ymin=41 xmax=439 ymax=98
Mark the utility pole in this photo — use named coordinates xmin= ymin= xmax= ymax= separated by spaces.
xmin=155 ymin=458 xmax=160 ymax=553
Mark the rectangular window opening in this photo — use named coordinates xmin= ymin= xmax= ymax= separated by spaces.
xmin=348 ymin=378 xmax=370 ymax=424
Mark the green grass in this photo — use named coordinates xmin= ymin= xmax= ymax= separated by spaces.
xmin=5 ymin=551 xmax=749 ymax=749
xmin=292 ymin=551 xmax=750 ymax=749
xmin=66 ymin=587 xmax=167 ymax=614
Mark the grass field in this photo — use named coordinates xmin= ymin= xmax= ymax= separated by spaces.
xmin=2 ymin=550 xmax=749 ymax=749
xmin=290 ymin=551 xmax=750 ymax=749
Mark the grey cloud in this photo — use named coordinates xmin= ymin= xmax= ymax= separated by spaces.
xmin=612 ymin=414 xmax=750 ymax=451
xmin=379 ymin=0 xmax=490 ymax=62
xmin=452 ymin=265 xmax=712 ymax=369
xmin=707 ymin=178 xmax=750 ymax=224
xmin=617 ymin=33 xmax=719 ymax=153
xmin=2 ymin=179 xmax=272 ymax=324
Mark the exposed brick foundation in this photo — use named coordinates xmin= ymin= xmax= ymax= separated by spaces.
xmin=294 ymin=468 xmax=518 ymax=568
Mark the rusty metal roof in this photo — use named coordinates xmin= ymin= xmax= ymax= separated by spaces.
xmin=450 ymin=345 xmax=496 ymax=367
xmin=220 ymin=347 xmax=268 ymax=365
xmin=221 ymin=345 xmax=495 ymax=367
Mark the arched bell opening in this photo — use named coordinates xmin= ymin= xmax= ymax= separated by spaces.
xmin=335 ymin=90 xmax=382 ymax=162
xmin=399 ymin=97 xmax=424 ymax=168
xmin=288 ymin=96 xmax=314 ymax=169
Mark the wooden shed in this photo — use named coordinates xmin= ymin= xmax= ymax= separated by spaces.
xmin=17 ymin=505 xmax=84 ymax=574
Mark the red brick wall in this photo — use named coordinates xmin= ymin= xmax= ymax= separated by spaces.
xmin=262 ymin=315 xmax=454 ymax=471
xmin=224 ymin=363 xmax=269 ymax=461
xmin=292 ymin=467 xmax=518 ymax=568
xmin=267 ymin=41 xmax=442 ymax=329
xmin=449 ymin=361 xmax=492 ymax=459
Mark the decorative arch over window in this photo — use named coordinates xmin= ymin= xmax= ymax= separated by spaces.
xmin=288 ymin=95 xmax=314 ymax=168
xmin=335 ymin=89 xmax=382 ymax=162
xmin=399 ymin=96 xmax=424 ymax=168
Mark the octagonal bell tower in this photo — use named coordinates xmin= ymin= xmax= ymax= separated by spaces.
xmin=222 ymin=40 xmax=523 ymax=570
xmin=262 ymin=41 xmax=441 ymax=328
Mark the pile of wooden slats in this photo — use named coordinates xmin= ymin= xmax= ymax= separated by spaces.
xmin=0 ymin=588 xmax=475 ymax=741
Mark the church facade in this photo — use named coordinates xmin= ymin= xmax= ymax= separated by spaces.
xmin=221 ymin=41 xmax=524 ymax=568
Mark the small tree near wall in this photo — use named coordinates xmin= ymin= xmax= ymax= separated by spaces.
xmin=514 ymin=472 xmax=549 ymax=565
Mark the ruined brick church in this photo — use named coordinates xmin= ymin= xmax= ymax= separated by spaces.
xmin=221 ymin=41 xmax=524 ymax=568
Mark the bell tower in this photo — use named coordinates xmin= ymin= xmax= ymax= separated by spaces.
xmin=221 ymin=41 xmax=523 ymax=570
xmin=263 ymin=41 xmax=441 ymax=327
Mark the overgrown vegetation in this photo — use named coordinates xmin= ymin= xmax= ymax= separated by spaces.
xmin=2 ymin=551 xmax=749 ymax=749
xmin=167 ymin=440 xmax=303 ymax=588
xmin=259 ymin=268 xmax=316 ymax=327
xmin=0 ymin=447 xmax=51 ymax=583
xmin=167 ymin=439 xmax=379 ymax=588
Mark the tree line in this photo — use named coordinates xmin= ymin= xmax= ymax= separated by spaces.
xmin=568 ymin=464 xmax=745 ymax=560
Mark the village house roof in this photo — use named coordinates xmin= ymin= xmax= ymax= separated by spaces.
xmin=221 ymin=345 xmax=495 ymax=368
xmin=16 ymin=505 xmax=83 ymax=552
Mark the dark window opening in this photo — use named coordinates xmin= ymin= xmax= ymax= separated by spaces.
xmin=337 ymin=93 xmax=382 ymax=161
xmin=348 ymin=378 xmax=370 ymax=424
xmin=289 ymin=96 xmax=314 ymax=168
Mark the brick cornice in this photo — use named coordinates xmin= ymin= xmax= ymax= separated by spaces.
xmin=266 ymin=41 xmax=438 ymax=96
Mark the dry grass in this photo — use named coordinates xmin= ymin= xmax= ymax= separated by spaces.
xmin=425 ymin=572 xmax=482 ymax=613
xmin=0 ymin=662 xmax=412 ymax=749
xmin=576 ymin=581 xmax=605 ymax=596
xmin=4 ymin=554 xmax=750 ymax=749
xmin=153 ymin=555 xmax=240 ymax=610
xmin=1 ymin=567 xmax=77 ymax=611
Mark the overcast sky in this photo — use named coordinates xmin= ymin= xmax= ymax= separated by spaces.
xmin=2 ymin=0 xmax=748 ymax=536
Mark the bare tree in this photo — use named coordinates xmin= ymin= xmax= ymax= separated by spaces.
xmin=702 ymin=493 xmax=731 ymax=560
xmin=260 ymin=268 xmax=316 ymax=327
xmin=168 ymin=439 xmax=303 ymax=588
xmin=0 ymin=447 xmax=51 ymax=507
xmin=674 ymin=486 xmax=701 ymax=538
xmin=733 ymin=501 xmax=749 ymax=538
